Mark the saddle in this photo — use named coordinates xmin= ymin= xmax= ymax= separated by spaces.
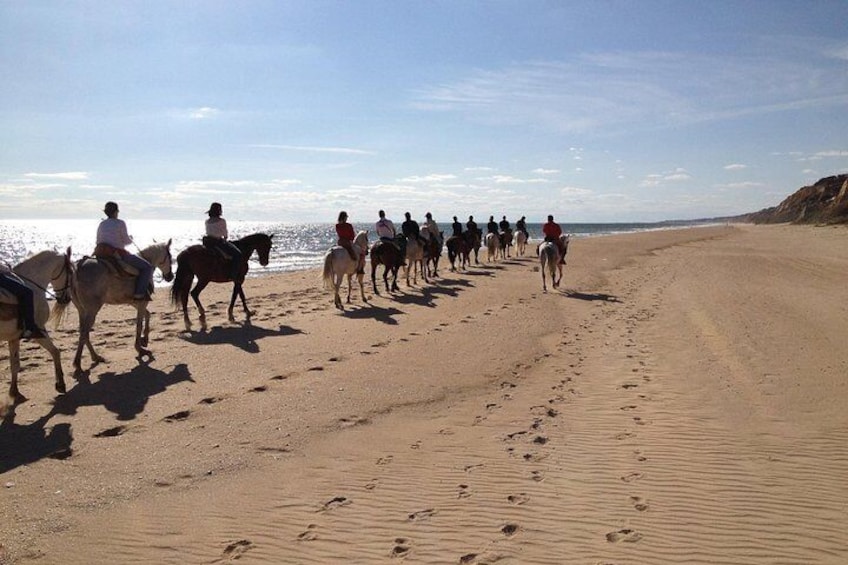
xmin=91 ymin=245 xmax=138 ymax=278
xmin=202 ymin=236 xmax=234 ymax=261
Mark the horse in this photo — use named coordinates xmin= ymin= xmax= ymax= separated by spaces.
xmin=370 ymin=238 xmax=404 ymax=294
xmin=170 ymin=233 xmax=273 ymax=332
xmin=423 ymin=231 xmax=443 ymax=278
xmin=485 ymin=232 xmax=500 ymax=263
xmin=322 ymin=231 xmax=368 ymax=310
xmin=467 ymin=228 xmax=482 ymax=264
xmin=404 ymin=237 xmax=428 ymax=286
xmin=1 ymin=249 xmax=72 ymax=405
xmin=538 ymin=234 xmax=571 ymax=292
xmin=445 ymin=234 xmax=470 ymax=272
xmin=499 ymin=229 xmax=513 ymax=259
xmin=514 ymin=230 xmax=528 ymax=256
xmin=538 ymin=241 xmax=561 ymax=292
xmin=53 ymin=241 xmax=174 ymax=378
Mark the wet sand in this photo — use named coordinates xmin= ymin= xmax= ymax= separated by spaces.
xmin=1 ymin=224 xmax=847 ymax=564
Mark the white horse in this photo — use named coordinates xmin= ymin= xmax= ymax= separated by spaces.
xmin=322 ymin=230 xmax=368 ymax=310
xmin=54 ymin=241 xmax=174 ymax=377
xmin=514 ymin=230 xmax=527 ymax=256
xmin=538 ymin=234 xmax=570 ymax=292
xmin=538 ymin=241 xmax=561 ymax=292
xmin=1 ymin=249 xmax=73 ymax=406
xmin=485 ymin=232 xmax=500 ymax=262
xmin=404 ymin=237 xmax=428 ymax=286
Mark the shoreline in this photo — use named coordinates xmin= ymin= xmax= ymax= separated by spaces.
xmin=1 ymin=224 xmax=847 ymax=564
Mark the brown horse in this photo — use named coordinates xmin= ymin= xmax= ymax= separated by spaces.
xmin=446 ymin=234 xmax=470 ymax=271
xmin=170 ymin=233 xmax=273 ymax=332
xmin=424 ymin=231 xmax=443 ymax=278
xmin=370 ymin=239 xmax=403 ymax=294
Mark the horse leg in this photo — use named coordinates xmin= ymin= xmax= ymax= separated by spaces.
xmin=357 ymin=271 xmax=367 ymax=303
xmin=74 ymin=309 xmax=103 ymax=378
xmin=371 ymin=261 xmax=380 ymax=295
xmin=8 ymin=339 xmax=24 ymax=403
xmin=229 ymin=283 xmax=251 ymax=321
xmin=391 ymin=266 xmax=400 ymax=291
xmin=35 ymin=336 xmax=66 ymax=394
xmin=190 ymin=279 xmax=210 ymax=331
xmin=541 ymin=257 xmax=548 ymax=292
xmin=345 ymin=273 xmax=353 ymax=305
xmin=135 ymin=305 xmax=152 ymax=358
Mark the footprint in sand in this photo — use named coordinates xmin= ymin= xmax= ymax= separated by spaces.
xmin=408 ymin=508 xmax=436 ymax=522
xmin=249 ymin=385 xmax=267 ymax=393
xmin=94 ymin=425 xmax=127 ymax=438
xmin=222 ymin=539 xmax=254 ymax=559
xmin=199 ymin=396 xmax=223 ymax=404
xmin=390 ymin=538 xmax=411 ymax=558
xmin=630 ymin=496 xmax=649 ymax=512
xmin=507 ymin=493 xmax=530 ymax=505
xmin=619 ymin=383 xmax=639 ymax=390
xmin=501 ymin=523 xmax=520 ymax=537
xmin=605 ymin=528 xmax=643 ymax=543
xmin=460 ymin=553 xmax=478 ymax=564
xmin=621 ymin=472 xmax=643 ymax=483
xmin=615 ymin=431 xmax=636 ymax=440
xmin=457 ymin=484 xmax=471 ymax=499
xmin=163 ymin=410 xmax=190 ymax=422
xmin=530 ymin=470 xmax=545 ymax=482
xmin=297 ymin=525 xmax=318 ymax=541
xmin=464 ymin=463 xmax=484 ymax=473
xmin=320 ymin=496 xmax=351 ymax=512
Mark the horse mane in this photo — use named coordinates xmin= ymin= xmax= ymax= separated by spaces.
xmin=15 ymin=249 xmax=58 ymax=268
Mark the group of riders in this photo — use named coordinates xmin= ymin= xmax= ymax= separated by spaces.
xmin=335 ymin=210 xmax=568 ymax=275
xmin=1 ymin=200 xmax=567 ymax=340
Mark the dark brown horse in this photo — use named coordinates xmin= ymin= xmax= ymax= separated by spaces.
xmin=424 ymin=232 xmax=443 ymax=278
xmin=170 ymin=233 xmax=273 ymax=332
xmin=467 ymin=228 xmax=482 ymax=264
xmin=446 ymin=234 xmax=470 ymax=271
xmin=370 ymin=239 xmax=403 ymax=293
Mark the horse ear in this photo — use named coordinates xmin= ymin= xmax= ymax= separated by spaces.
xmin=269 ymin=233 xmax=275 ymax=240
xmin=167 ymin=238 xmax=172 ymax=247
xmin=66 ymin=246 xmax=72 ymax=259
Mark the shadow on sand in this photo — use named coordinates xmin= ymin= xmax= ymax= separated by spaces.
xmin=0 ymin=363 xmax=193 ymax=473
xmin=181 ymin=322 xmax=302 ymax=352
xmin=564 ymin=290 xmax=622 ymax=303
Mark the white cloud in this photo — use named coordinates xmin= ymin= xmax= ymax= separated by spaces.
xmin=249 ymin=144 xmax=376 ymax=156
xmin=24 ymin=172 xmax=90 ymax=180
xmin=484 ymin=175 xmax=550 ymax=184
xmin=716 ymin=181 xmax=765 ymax=190
xmin=397 ymin=174 xmax=457 ymax=183
xmin=532 ymin=168 xmax=560 ymax=174
xmin=188 ymin=107 xmax=220 ymax=119
xmin=723 ymin=163 xmax=747 ymax=170
xmin=639 ymin=168 xmax=691 ymax=187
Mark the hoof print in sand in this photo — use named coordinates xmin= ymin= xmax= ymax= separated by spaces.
xmin=163 ymin=410 xmax=190 ymax=422
xmin=390 ymin=538 xmax=411 ymax=558
xmin=501 ymin=523 xmax=520 ymax=537
xmin=94 ymin=425 xmax=127 ymax=438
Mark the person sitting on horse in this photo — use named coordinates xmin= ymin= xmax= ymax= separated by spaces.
xmin=499 ymin=215 xmax=511 ymax=233
xmin=204 ymin=202 xmax=244 ymax=281
xmin=422 ymin=212 xmax=442 ymax=246
xmin=467 ymin=216 xmax=479 ymax=237
xmin=543 ymin=214 xmax=567 ymax=264
xmin=0 ymin=265 xmax=47 ymax=340
xmin=336 ymin=211 xmax=364 ymax=274
xmin=486 ymin=216 xmax=499 ymax=234
xmin=451 ymin=216 xmax=463 ymax=237
xmin=376 ymin=210 xmax=406 ymax=264
xmin=401 ymin=212 xmax=428 ymax=250
xmin=95 ymin=201 xmax=154 ymax=301
xmin=516 ymin=216 xmax=529 ymax=240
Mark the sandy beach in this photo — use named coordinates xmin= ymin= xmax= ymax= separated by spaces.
xmin=1 ymin=223 xmax=847 ymax=564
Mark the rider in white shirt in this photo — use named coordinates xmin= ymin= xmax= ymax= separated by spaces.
xmin=204 ymin=202 xmax=244 ymax=281
xmin=375 ymin=210 xmax=397 ymax=241
xmin=95 ymin=201 xmax=153 ymax=301
xmin=422 ymin=212 xmax=442 ymax=245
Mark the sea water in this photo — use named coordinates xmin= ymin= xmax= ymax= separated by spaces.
xmin=0 ymin=218 xmax=715 ymax=283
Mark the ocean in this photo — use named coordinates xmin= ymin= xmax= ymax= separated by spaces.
xmin=0 ymin=218 xmax=717 ymax=284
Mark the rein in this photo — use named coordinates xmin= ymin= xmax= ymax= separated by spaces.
xmin=12 ymin=257 xmax=71 ymax=301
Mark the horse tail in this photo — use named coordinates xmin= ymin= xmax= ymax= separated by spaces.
xmin=322 ymin=250 xmax=335 ymax=289
xmin=170 ymin=258 xmax=194 ymax=307
xmin=50 ymin=296 xmax=70 ymax=327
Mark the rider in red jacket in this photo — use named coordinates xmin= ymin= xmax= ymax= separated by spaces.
xmin=542 ymin=215 xmax=567 ymax=264
xmin=336 ymin=211 xmax=364 ymax=274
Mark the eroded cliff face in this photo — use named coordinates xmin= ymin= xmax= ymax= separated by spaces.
xmin=746 ymin=175 xmax=848 ymax=225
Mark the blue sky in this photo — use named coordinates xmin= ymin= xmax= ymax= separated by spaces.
xmin=2 ymin=1 xmax=847 ymax=223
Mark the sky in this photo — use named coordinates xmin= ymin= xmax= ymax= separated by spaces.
xmin=2 ymin=0 xmax=848 ymax=223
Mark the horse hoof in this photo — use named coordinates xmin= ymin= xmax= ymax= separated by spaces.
xmin=55 ymin=381 xmax=67 ymax=395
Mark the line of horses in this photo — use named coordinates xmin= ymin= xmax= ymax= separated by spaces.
xmin=3 ymin=228 xmax=567 ymax=410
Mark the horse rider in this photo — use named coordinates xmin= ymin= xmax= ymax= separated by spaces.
xmin=0 ymin=264 xmax=47 ymax=339
xmin=95 ymin=201 xmax=154 ymax=301
xmin=204 ymin=202 xmax=244 ymax=281
xmin=516 ymin=215 xmax=529 ymax=240
xmin=466 ymin=215 xmax=478 ymax=235
xmin=401 ymin=212 xmax=428 ymax=250
xmin=336 ymin=211 xmax=365 ymax=274
xmin=499 ymin=215 xmax=511 ymax=233
xmin=486 ymin=215 xmax=498 ymax=234
xmin=451 ymin=216 xmax=463 ymax=237
xmin=376 ymin=210 xmax=406 ymax=263
xmin=543 ymin=214 xmax=567 ymax=264
xmin=422 ymin=212 xmax=442 ymax=246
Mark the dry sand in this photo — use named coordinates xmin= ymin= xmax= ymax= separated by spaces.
xmin=1 ymin=224 xmax=846 ymax=564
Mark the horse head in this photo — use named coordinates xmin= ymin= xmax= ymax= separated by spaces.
xmin=354 ymin=230 xmax=369 ymax=252
xmin=141 ymin=239 xmax=175 ymax=282
xmin=255 ymin=233 xmax=273 ymax=266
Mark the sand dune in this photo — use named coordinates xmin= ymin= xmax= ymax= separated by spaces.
xmin=1 ymin=224 xmax=846 ymax=564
